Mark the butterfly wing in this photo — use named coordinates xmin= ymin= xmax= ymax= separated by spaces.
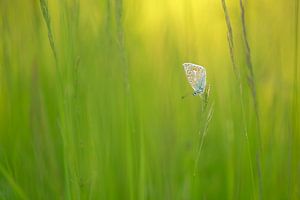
xmin=183 ymin=63 xmax=206 ymax=94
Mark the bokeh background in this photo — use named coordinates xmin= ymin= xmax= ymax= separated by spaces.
xmin=0 ymin=0 xmax=299 ymax=199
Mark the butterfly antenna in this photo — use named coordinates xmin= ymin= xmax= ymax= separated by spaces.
xmin=181 ymin=93 xmax=191 ymax=99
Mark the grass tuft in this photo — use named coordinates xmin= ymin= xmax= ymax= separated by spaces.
xmin=39 ymin=0 xmax=57 ymax=64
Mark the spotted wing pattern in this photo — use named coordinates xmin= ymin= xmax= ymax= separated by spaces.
xmin=183 ymin=63 xmax=206 ymax=94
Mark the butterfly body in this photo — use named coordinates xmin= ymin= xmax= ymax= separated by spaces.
xmin=183 ymin=63 xmax=206 ymax=96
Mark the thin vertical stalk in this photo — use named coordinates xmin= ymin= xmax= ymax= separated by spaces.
xmin=239 ymin=0 xmax=263 ymax=199
xmin=39 ymin=0 xmax=63 ymax=90
xmin=289 ymin=0 xmax=299 ymax=197
xmin=239 ymin=0 xmax=261 ymax=144
xmin=39 ymin=0 xmax=57 ymax=64
xmin=115 ymin=0 xmax=130 ymax=94
xmin=293 ymin=0 xmax=299 ymax=130
xmin=221 ymin=0 xmax=256 ymax=198
xmin=39 ymin=1 xmax=70 ymax=199
xmin=115 ymin=0 xmax=136 ymax=199
xmin=193 ymin=102 xmax=214 ymax=176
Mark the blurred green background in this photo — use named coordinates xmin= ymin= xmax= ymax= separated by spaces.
xmin=0 ymin=0 xmax=299 ymax=199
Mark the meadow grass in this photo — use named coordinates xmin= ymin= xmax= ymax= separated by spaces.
xmin=221 ymin=0 xmax=256 ymax=198
xmin=0 ymin=0 xmax=299 ymax=199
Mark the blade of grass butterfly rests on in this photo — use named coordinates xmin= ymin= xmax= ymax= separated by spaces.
xmin=182 ymin=63 xmax=213 ymax=176
xmin=183 ymin=63 xmax=207 ymax=96
xmin=194 ymin=101 xmax=214 ymax=176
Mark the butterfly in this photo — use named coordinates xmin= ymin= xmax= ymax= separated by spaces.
xmin=183 ymin=63 xmax=206 ymax=97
